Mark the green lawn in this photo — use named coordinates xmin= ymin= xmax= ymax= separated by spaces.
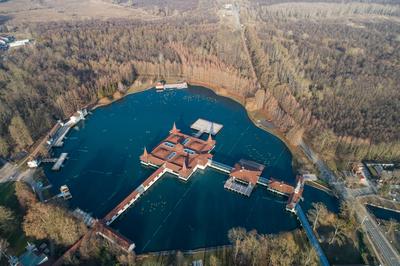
xmin=0 ymin=182 xmax=29 ymax=255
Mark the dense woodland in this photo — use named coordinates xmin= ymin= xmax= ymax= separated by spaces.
xmin=0 ymin=0 xmax=399 ymax=165
xmin=242 ymin=1 xmax=400 ymax=163
xmin=227 ymin=228 xmax=319 ymax=265
xmin=226 ymin=200 xmax=375 ymax=265
xmin=0 ymin=181 xmax=86 ymax=262
xmin=0 ymin=13 xmax=256 ymax=158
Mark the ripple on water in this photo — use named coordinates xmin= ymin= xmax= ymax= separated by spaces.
xmin=43 ymin=86 xmax=339 ymax=252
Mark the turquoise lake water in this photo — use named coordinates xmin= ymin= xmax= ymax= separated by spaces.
xmin=44 ymin=86 xmax=339 ymax=253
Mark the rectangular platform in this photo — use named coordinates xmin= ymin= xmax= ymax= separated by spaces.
xmin=52 ymin=153 xmax=68 ymax=171
xmin=224 ymin=178 xmax=254 ymax=196
xmin=190 ymin=119 xmax=223 ymax=135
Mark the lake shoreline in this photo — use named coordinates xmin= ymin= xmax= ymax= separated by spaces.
xmin=40 ymin=82 xmax=340 ymax=254
xmin=90 ymin=80 xmax=299 ymax=157
xmin=88 ymin=80 xmax=329 ymax=193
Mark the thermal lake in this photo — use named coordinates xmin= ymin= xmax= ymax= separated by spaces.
xmin=44 ymin=86 xmax=339 ymax=253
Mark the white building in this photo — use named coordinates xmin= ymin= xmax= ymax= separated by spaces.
xmin=9 ymin=39 xmax=30 ymax=48
xmin=224 ymin=4 xmax=233 ymax=10
xmin=27 ymin=159 xmax=40 ymax=168
xmin=68 ymin=109 xmax=87 ymax=124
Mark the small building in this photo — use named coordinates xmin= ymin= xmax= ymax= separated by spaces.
xmin=155 ymin=81 xmax=165 ymax=90
xmin=60 ymin=185 xmax=72 ymax=200
xmin=69 ymin=109 xmax=87 ymax=124
xmin=9 ymin=39 xmax=30 ymax=48
xmin=286 ymin=175 xmax=305 ymax=212
xmin=27 ymin=159 xmax=41 ymax=168
xmin=225 ymin=159 xmax=265 ymax=196
xmin=230 ymin=160 xmax=264 ymax=186
xmin=224 ymin=4 xmax=233 ymax=10
xmin=0 ymin=35 xmax=15 ymax=43
xmin=268 ymin=179 xmax=294 ymax=195
xmin=96 ymin=223 xmax=135 ymax=253
xmin=9 ymin=243 xmax=48 ymax=266
xmin=352 ymin=162 xmax=370 ymax=182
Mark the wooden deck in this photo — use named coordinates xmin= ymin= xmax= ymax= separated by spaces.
xmin=224 ymin=178 xmax=254 ymax=196
xmin=52 ymin=153 xmax=68 ymax=170
xmin=191 ymin=118 xmax=223 ymax=135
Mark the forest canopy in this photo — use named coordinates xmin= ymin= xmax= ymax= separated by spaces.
xmin=0 ymin=0 xmax=399 ymax=163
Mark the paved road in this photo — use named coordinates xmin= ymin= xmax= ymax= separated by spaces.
xmin=299 ymin=140 xmax=400 ymax=266
xmin=0 ymin=162 xmax=18 ymax=183
xmin=233 ymin=5 xmax=394 ymax=264
xmin=364 ymin=217 xmax=400 ymax=266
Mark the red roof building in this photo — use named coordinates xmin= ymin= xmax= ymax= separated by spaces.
xmin=140 ymin=123 xmax=216 ymax=180
xmin=96 ymin=223 xmax=135 ymax=252
xmin=225 ymin=159 xmax=265 ymax=196
xmin=268 ymin=179 xmax=295 ymax=195
xmin=229 ymin=163 xmax=262 ymax=186
xmin=286 ymin=175 xmax=305 ymax=212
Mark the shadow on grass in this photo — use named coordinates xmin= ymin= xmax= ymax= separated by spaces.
xmin=317 ymin=225 xmax=364 ymax=265
xmin=0 ymin=182 xmax=29 ymax=255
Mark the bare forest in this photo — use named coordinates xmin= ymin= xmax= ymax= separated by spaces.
xmin=0 ymin=0 xmax=399 ymax=165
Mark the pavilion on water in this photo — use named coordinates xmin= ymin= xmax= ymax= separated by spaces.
xmin=140 ymin=123 xmax=216 ymax=181
xmin=224 ymin=159 xmax=265 ymax=196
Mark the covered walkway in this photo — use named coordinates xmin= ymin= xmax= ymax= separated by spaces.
xmin=209 ymin=160 xmax=234 ymax=173
xmin=295 ymin=204 xmax=330 ymax=266
xmin=104 ymin=166 xmax=167 ymax=225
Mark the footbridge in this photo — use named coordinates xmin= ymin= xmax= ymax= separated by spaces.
xmin=295 ymin=204 xmax=330 ymax=266
xmin=257 ymin=176 xmax=269 ymax=186
xmin=104 ymin=166 xmax=167 ymax=225
xmin=208 ymin=160 xmax=234 ymax=173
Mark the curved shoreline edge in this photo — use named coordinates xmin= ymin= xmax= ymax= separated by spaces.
xmin=91 ymin=80 xmax=294 ymax=154
xmin=88 ymin=80 xmax=334 ymax=197
xmin=17 ymin=77 xmax=335 ymax=206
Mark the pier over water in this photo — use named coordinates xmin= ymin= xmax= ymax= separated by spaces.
xmin=101 ymin=123 xmax=326 ymax=265
xmin=104 ymin=166 xmax=167 ymax=225
xmin=46 ymin=86 xmax=339 ymax=258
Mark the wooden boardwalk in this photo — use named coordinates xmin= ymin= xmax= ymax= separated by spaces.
xmin=52 ymin=153 xmax=68 ymax=170
xmin=104 ymin=166 xmax=167 ymax=225
xmin=209 ymin=160 xmax=233 ymax=173
xmin=224 ymin=178 xmax=253 ymax=196
xmin=191 ymin=118 xmax=223 ymax=135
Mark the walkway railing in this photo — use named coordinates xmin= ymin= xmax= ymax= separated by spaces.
xmin=257 ymin=176 xmax=269 ymax=186
xmin=295 ymin=204 xmax=330 ymax=266
xmin=104 ymin=167 xmax=167 ymax=225
xmin=209 ymin=160 xmax=233 ymax=173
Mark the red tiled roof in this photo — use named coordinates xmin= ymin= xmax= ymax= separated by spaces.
xmin=165 ymin=134 xmax=183 ymax=144
xmin=141 ymin=130 xmax=215 ymax=174
xmin=269 ymin=178 xmax=294 ymax=195
xmin=96 ymin=223 xmax=134 ymax=252
xmin=104 ymin=167 xmax=165 ymax=222
xmin=229 ymin=162 xmax=262 ymax=185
